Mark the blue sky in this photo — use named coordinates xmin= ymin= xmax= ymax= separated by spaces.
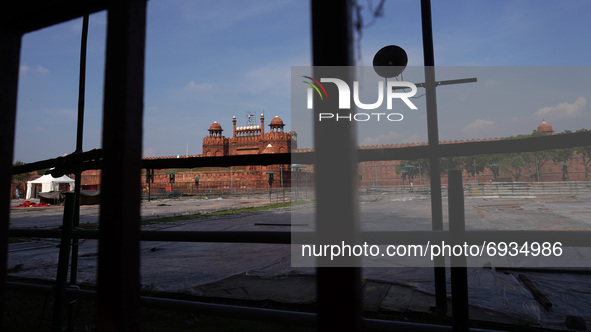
xmin=14 ymin=0 xmax=591 ymax=163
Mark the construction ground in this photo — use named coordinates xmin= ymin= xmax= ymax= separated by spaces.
xmin=7 ymin=191 xmax=591 ymax=331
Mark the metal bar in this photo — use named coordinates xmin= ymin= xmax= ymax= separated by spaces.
xmin=141 ymin=230 xmax=292 ymax=243
xmin=435 ymin=77 xmax=477 ymax=86
xmin=70 ymin=12 xmax=89 ymax=286
xmin=7 ymin=281 xmax=502 ymax=332
xmin=0 ymin=29 xmax=22 ymax=330
xmin=75 ymin=14 xmax=89 ymax=155
xmin=144 ymin=153 xmax=293 ymax=169
xmin=69 ymin=15 xmax=89 ymax=331
xmin=12 ymin=129 xmax=591 ymax=175
xmin=311 ymin=0 xmax=362 ymax=330
xmin=10 ymin=228 xmax=591 ymax=246
xmin=12 ymin=148 xmax=102 ymax=175
xmin=0 ymin=0 xmax=108 ymax=34
xmin=393 ymin=78 xmax=477 ymax=90
xmin=412 ymin=77 xmax=478 ymax=89
xmin=357 ymin=131 xmax=591 ymax=161
xmin=98 ymin=1 xmax=147 ymax=330
xmin=51 ymin=193 xmax=75 ymax=332
xmin=448 ymin=171 xmax=469 ymax=331
xmin=420 ymin=0 xmax=447 ymax=315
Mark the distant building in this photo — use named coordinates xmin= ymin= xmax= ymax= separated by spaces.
xmin=533 ymin=120 xmax=554 ymax=135
xmin=48 ymin=119 xmax=587 ymax=198
xmin=202 ymin=114 xmax=296 ymax=157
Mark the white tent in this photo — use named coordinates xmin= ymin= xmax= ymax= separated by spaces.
xmin=26 ymin=174 xmax=75 ymax=199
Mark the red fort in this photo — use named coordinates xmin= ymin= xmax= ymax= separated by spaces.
xmin=202 ymin=114 xmax=296 ymax=157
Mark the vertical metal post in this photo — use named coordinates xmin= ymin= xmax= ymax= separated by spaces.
xmin=97 ymin=1 xmax=147 ymax=331
xmin=0 ymin=30 xmax=22 ymax=330
xmin=420 ymin=0 xmax=447 ymax=315
xmin=71 ymin=12 xmax=89 ymax=280
xmin=52 ymin=193 xmax=76 ymax=332
xmin=75 ymin=14 xmax=89 ymax=156
xmin=448 ymin=170 xmax=469 ymax=331
xmin=146 ymin=168 xmax=154 ymax=202
xmin=69 ymin=16 xmax=89 ymax=331
xmin=311 ymin=0 xmax=362 ymax=331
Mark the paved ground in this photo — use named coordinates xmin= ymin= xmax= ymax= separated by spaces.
xmin=8 ymin=194 xmax=591 ymax=330
xmin=9 ymin=197 xmax=274 ymax=228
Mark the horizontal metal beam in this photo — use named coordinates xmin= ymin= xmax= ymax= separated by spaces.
xmin=12 ymin=149 xmax=102 ymax=175
xmin=358 ymin=130 xmax=591 ymax=162
xmin=8 ymin=229 xmax=292 ymax=243
xmin=7 ymin=281 xmax=499 ymax=332
xmin=1 ymin=0 xmax=108 ymax=34
xmin=12 ymin=130 xmax=591 ymax=175
xmin=143 ymin=153 xmax=294 ymax=169
xmin=13 ymin=151 xmax=301 ymax=175
xmin=9 ymin=228 xmax=591 ymax=247
xmin=413 ymin=77 xmax=478 ymax=89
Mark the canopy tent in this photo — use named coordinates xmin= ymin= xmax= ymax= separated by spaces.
xmin=26 ymin=174 xmax=75 ymax=199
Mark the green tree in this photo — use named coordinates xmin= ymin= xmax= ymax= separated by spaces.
xmin=36 ymin=168 xmax=50 ymax=176
xmin=12 ymin=161 xmax=29 ymax=197
xmin=397 ymin=159 xmax=430 ymax=184
xmin=549 ymin=131 xmax=575 ymax=165
xmin=576 ymin=129 xmax=591 ymax=180
xmin=524 ymin=132 xmax=553 ymax=181
xmin=12 ymin=161 xmax=28 ymax=182
xmin=439 ymin=156 xmax=464 ymax=174
xmin=499 ymin=153 xmax=526 ymax=181
xmin=463 ymin=154 xmax=494 ymax=178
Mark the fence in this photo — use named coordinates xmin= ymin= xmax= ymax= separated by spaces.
xmin=141 ymin=186 xmax=311 ymax=204
xmin=360 ymin=181 xmax=591 ymax=201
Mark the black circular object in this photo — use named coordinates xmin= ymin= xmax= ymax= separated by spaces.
xmin=373 ymin=45 xmax=408 ymax=78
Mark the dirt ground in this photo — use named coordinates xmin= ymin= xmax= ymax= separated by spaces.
xmin=8 ymin=193 xmax=591 ymax=330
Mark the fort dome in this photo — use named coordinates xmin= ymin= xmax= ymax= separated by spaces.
xmin=208 ymin=121 xmax=222 ymax=131
xmin=536 ymin=120 xmax=553 ymax=134
xmin=269 ymin=116 xmax=285 ymax=126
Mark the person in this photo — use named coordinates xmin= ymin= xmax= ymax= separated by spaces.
xmin=15 ymin=188 xmax=20 ymax=199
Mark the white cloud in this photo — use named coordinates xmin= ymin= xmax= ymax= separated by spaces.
xmin=402 ymin=134 xmax=426 ymax=144
xmin=184 ymin=81 xmax=212 ymax=92
xmin=36 ymin=65 xmax=49 ymax=74
xmin=533 ymin=97 xmax=587 ymax=121
xmin=485 ymin=79 xmax=500 ymax=87
xmin=20 ymin=65 xmax=49 ymax=74
xmin=462 ymin=119 xmax=496 ymax=136
xmin=361 ymin=131 xmax=401 ymax=146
